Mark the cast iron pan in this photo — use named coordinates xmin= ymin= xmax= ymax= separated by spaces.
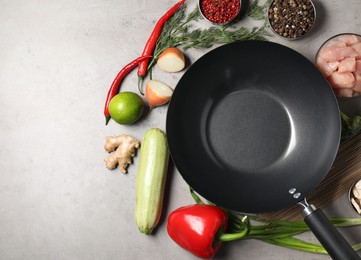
xmin=166 ymin=41 xmax=360 ymax=259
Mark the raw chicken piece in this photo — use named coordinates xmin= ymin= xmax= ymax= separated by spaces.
xmin=316 ymin=57 xmax=339 ymax=77
xmin=324 ymin=39 xmax=346 ymax=48
xmin=338 ymin=57 xmax=356 ymax=73
xmin=318 ymin=45 xmax=358 ymax=62
xmin=334 ymin=88 xmax=353 ymax=97
xmin=337 ymin=34 xmax=360 ymax=46
xmin=351 ymin=42 xmax=361 ymax=59
xmin=352 ymin=60 xmax=361 ymax=92
xmin=355 ymin=60 xmax=361 ymax=74
xmin=328 ymin=71 xmax=355 ymax=89
xmin=353 ymin=76 xmax=361 ymax=93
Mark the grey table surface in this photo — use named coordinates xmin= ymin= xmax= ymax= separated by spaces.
xmin=1 ymin=0 xmax=361 ymax=259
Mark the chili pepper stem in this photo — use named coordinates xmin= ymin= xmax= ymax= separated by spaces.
xmin=138 ymin=76 xmax=144 ymax=95
xmin=105 ymin=115 xmax=111 ymax=125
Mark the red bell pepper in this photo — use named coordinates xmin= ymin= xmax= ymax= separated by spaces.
xmin=167 ymin=204 xmax=228 ymax=259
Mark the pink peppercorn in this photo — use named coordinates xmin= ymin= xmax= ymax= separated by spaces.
xmin=200 ymin=0 xmax=241 ymax=24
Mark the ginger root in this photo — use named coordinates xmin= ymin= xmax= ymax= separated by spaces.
xmin=104 ymin=134 xmax=140 ymax=173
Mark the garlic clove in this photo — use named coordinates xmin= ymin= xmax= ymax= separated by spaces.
xmin=355 ymin=180 xmax=361 ymax=189
xmin=352 ymin=185 xmax=361 ymax=199
xmin=351 ymin=198 xmax=361 ymax=214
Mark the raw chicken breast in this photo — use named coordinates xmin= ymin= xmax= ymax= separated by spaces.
xmin=318 ymin=45 xmax=358 ymax=62
xmin=316 ymin=34 xmax=361 ymax=97
xmin=316 ymin=57 xmax=339 ymax=77
xmin=351 ymin=42 xmax=361 ymax=59
xmin=354 ymin=60 xmax=361 ymax=75
xmin=352 ymin=60 xmax=361 ymax=92
xmin=338 ymin=57 xmax=356 ymax=73
xmin=338 ymin=34 xmax=360 ymax=46
xmin=323 ymin=39 xmax=346 ymax=48
xmin=328 ymin=71 xmax=355 ymax=89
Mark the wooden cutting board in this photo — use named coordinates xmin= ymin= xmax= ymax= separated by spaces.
xmin=261 ymin=133 xmax=361 ymax=221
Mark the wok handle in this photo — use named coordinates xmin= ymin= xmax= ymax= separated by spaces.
xmin=302 ymin=204 xmax=360 ymax=259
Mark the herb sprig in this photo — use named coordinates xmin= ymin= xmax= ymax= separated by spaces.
xmin=341 ymin=112 xmax=361 ymax=140
xmin=190 ymin=187 xmax=361 ymax=255
xmin=147 ymin=2 xmax=271 ymax=72
xmin=248 ymin=0 xmax=272 ymax=20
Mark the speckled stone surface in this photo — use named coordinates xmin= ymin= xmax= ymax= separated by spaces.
xmin=1 ymin=0 xmax=361 ymax=259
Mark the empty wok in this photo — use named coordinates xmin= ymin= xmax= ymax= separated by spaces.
xmin=166 ymin=41 xmax=360 ymax=259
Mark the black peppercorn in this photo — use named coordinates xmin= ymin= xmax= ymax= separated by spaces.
xmin=268 ymin=0 xmax=315 ymax=39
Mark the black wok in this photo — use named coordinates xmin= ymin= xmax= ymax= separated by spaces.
xmin=166 ymin=41 xmax=360 ymax=259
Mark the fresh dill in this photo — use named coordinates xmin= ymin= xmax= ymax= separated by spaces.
xmin=247 ymin=0 xmax=272 ymax=20
xmin=147 ymin=1 xmax=271 ymax=71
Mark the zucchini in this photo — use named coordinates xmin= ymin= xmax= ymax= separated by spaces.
xmin=135 ymin=128 xmax=169 ymax=234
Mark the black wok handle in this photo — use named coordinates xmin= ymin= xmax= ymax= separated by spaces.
xmin=301 ymin=203 xmax=360 ymax=260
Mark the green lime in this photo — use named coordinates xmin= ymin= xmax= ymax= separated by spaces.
xmin=109 ymin=92 xmax=144 ymax=125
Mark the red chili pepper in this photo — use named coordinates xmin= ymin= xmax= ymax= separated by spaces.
xmin=137 ymin=0 xmax=186 ymax=94
xmin=104 ymin=56 xmax=151 ymax=125
xmin=167 ymin=204 xmax=228 ymax=259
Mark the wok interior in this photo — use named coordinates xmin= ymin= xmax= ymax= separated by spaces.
xmin=166 ymin=41 xmax=341 ymax=213
xmin=207 ymin=88 xmax=292 ymax=171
